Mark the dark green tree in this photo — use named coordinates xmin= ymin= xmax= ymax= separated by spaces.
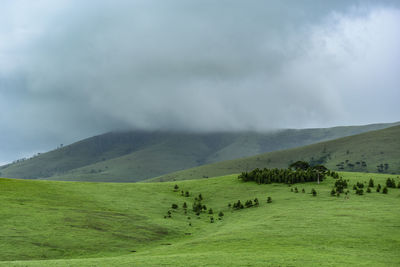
xmin=368 ymin=178 xmax=374 ymax=188
xmin=267 ymin=197 xmax=272 ymax=203
xmin=208 ymin=208 xmax=213 ymax=214
xmin=218 ymin=211 xmax=224 ymax=217
xmin=311 ymin=188 xmax=317 ymax=196
xmin=183 ymin=202 xmax=187 ymax=209
xmin=289 ymin=161 xmax=310 ymax=171
xmin=171 ymin=203 xmax=178 ymax=209
xmin=376 ymin=184 xmax=381 ymax=192
xmin=174 ymin=184 xmax=179 ymax=191
xmin=330 ymin=188 xmax=336 ymax=196
xmin=382 ymin=187 xmax=388 ymax=194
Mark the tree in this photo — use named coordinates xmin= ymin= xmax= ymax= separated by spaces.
xmin=208 ymin=208 xmax=213 ymax=214
xmin=218 ymin=211 xmax=224 ymax=217
xmin=330 ymin=188 xmax=336 ymax=196
xmin=198 ymin=194 xmax=203 ymax=200
xmin=183 ymin=202 xmax=187 ymax=209
xmin=254 ymin=198 xmax=259 ymax=206
xmin=185 ymin=191 xmax=190 ymax=197
xmin=312 ymin=165 xmax=328 ymax=184
xmin=311 ymin=188 xmax=317 ymax=196
xmin=171 ymin=203 xmax=178 ymax=209
xmin=174 ymin=184 xmax=179 ymax=191
xmin=267 ymin=197 xmax=272 ymax=203
xmin=376 ymin=184 xmax=381 ymax=192
xmin=366 ymin=187 xmax=371 ymax=193
xmin=368 ymin=178 xmax=374 ymax=188
xmin=289 ymin=161 xmax=310 ymax=171
xmin=382 ymin=187 xmax=388 ymax=194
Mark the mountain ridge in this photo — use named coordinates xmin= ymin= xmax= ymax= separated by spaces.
xmin=0 ymin=122 xmax=398 ymax=182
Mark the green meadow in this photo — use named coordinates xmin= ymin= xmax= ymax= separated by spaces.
xmin=1 ymin=171 xmax=399 ymax=266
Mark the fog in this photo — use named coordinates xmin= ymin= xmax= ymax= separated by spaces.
xmin=1 ymin=0 xmax=399 ymax=163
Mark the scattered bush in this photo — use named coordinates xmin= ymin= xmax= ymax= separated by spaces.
xmin=366 ymin=187 xmax=371 ymax=193
xmin=171 ymin=203 xmax=178 ymax=209
xmin=218 ymin=211 xmax=224 ymax=217
xmin=174 ymin=184 xmax=179 ymax=191
xmin=267 ymin=197 xmax=272 ymax=203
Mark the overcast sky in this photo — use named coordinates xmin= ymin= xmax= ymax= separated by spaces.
xmin=1 ymin=0 xmax=399 ymax=164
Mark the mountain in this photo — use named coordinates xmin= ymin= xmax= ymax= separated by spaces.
xmin=151 ymin=125 xmax=400 ymax=182
xmin=0 ymin=122 xmax=398 ymax=182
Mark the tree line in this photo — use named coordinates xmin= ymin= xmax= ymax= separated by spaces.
xmin=238 ymin=161 xmax=336 ymax=185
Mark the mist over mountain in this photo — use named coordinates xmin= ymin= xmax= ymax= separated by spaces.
xmin=1 ymin=0 xmax=399 ymax=164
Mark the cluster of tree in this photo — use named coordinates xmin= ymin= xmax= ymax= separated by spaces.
xmin=239 ymin=161 xmax=331 ymax=185
xmin=351 ymin=180 xmax=390 ymax=195
xmin=386 ymin=178 xmax=398 ymax=188
xmin=334 ymin=178 xmax=348 ymax=193
xmin=377 ymin=163 xmax=389 ymax=173
xmin=229 ymin=197 xmax=269 ymax=210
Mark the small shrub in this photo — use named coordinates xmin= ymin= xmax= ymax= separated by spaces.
xmin=171 ymin=204 xmax=178 ymax=209
xmin=208 ymin=208 xmax=213 ymax=214
xmin=368 ymin=178 xmax=374 ymax=188
xmin=311 ymin=188 xmax=317 ymax=196
xmin=185 ymin=191 xmax=190 ymax=197
xmin=382 ymin=187 xmax=388 ymax=194
xmin=294 ymin=187 xmax=298 ymax=193
xmin=330 ymin=188 xmax=336 ymax=196
xmin=376 ymin=184 xmax=381 ymax=192
xmin=174 ymin=184 xmax=179 ymax=191
xmin=254 ymin=198 xmax=259 ymax=206
xmin=245 ymin=200 xmax=253 ymax=208
xmin=366 ymin=187 xmax=371 ymax=193
xmin=267 ymin=197 xmax=272 ymax=203
xmin=210 ymin=217 xmax=214 ymax=223
xmin=183 ymin=202 xmax=187 ymax=209
xmin=218 ymin=211 xmax=224 ymax=217
xmin=302 ymin=188 xmax=305 ymax=193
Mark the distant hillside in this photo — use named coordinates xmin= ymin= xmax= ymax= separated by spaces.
xmin=0 ymin=122 xmax=398 ymax=182
xmin=152 ymin=125 xmax=400 ymax=182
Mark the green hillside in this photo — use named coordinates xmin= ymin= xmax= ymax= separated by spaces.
xmin=152 ymin=125 xmax=400 ymax=182
xmin=0 ymin=172 xmax=399 ymax=266
xmin=1 ymin=122 xmax=398 ymax=182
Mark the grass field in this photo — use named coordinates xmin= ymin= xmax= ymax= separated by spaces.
xmin=1 ymin=171 xmax=399 ymax=266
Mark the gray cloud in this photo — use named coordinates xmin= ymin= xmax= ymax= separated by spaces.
xmin=1 ymin=0 xmax=399 ymax=163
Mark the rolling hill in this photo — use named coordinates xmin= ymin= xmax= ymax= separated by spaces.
xmin=152 ymin=125 xmax=400 ymax=182
xmin=0 ymin=172 xmax=399 ymax=266
xmin=0 ymin=122 xmax=398 ymax=182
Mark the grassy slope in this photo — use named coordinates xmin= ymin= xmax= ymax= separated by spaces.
xmin=1 ymin=172 xmax=400 ymax=266
xmin=152 ymin=125 xmax=400 ymax=182
xmin=1 ymin=122 xmax=398 ymax=182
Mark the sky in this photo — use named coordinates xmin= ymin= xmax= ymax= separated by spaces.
xmin=0 ymin=0 xmax=399 ymax=164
